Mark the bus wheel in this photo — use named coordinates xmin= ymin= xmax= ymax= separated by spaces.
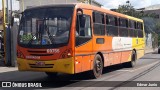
xmin=91 ymin=54 xmax=103 ymax=79
xmin=124 ymin=50 xmax=137 ymax=68
xmin=45 ymin=72 xmax=58 ymax=77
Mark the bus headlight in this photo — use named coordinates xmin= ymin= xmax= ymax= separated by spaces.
xmin=60 ymin=49 xmax=72 ymax=59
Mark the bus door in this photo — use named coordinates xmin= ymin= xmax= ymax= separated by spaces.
xmin=75 ymin=9 xmax=93 ymax=73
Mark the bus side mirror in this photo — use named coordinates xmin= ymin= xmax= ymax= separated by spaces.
xmin=77 ymin=8 xmax=86 ymax=27
xmin=77 ymin=8 xmax=83 ymax=15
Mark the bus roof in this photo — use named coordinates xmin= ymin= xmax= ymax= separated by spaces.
xmin=24 ymin=4 xmax=76 ymax=11
xmin=75 ymin=3 xmax=143 ymax=22
xmin=24 ymin=3 xmax=143 ymax=22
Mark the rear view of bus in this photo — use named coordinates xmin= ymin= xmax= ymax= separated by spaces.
xmin=17 ymin=5 xmax=76 ymax=76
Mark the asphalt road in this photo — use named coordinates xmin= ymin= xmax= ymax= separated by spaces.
xmin=0 ymin=51 xmax=160 ymax=90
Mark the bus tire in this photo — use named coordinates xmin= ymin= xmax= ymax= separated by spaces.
xmin=123 ymin=50 xmax=137 ymax=68
xmin=90 ymin=54 xmax=103 ymax=79
xmin=45 ymin=72 xmax=58 ymax=77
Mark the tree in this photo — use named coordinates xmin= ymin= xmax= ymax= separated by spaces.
xmin=155 ymin=22 xmax=160 ymax=45
xmin=116 ymin=1 xmax=159 ymax=18
xmin=116 ymin=1 xmax=136 ymax=16
xmin=77 ymin=0 xmax=91 ymax=4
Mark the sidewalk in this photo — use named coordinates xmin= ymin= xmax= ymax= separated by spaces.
xmin=145 ymin=48 xmax=158 ymax=54
xmin=0 ymin=59 xmax=18 ymax=73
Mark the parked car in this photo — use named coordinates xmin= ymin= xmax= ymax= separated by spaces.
xmin=158 ymin=47 xmax=160 ymax=54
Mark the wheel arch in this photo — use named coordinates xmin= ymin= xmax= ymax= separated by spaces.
xmin=96 ymin=52 xmax=104 ymax=67
xmin=132 ymin=49 xmax=137 ymax=61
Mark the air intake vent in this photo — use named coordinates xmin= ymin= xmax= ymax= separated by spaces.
xmin=29 ymin=64 xmax=54 ymax=68
xmin=30 ymin=54 xmax=53 ymax=56
xmin=28 ymin=50 xmax=47 ymax=53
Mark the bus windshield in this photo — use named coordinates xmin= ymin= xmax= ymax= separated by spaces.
xmin=18 ymin=7 xmax=73 ymax=48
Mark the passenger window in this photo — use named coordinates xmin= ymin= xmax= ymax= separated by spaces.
xmin=138 ymin=30 xmax=143 ymax=38
xmin=106 ymin=15 xmax=118 ymax=36
xmin=140 ymin=23 xmax=143 ymax=30
xmin=134 ymin=22 xmax=137 ymax=29
xmin=119 ymin=18 xmax=128 ymax=27
xmin=107 ymin=15 xmax=117 ymax=26
xmin=93 ymin=11 xmax=105 ymax=36
xmin=93 ymin=12 xmax=104 ymax=24
xmin=129 ymin=20 xmax=134 ymax=29
xmin=137 ymin=22 xmax=143 ymax=30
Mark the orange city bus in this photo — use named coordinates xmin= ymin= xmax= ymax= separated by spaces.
xmin=17 ymin=3 xmax=145 ymax=78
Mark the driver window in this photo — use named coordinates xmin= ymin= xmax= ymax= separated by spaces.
xmin=76 ymin=15 xmax=91 ymax=37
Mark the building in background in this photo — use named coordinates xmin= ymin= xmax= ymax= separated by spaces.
xmin=137 ymin=4 xmax=160 ymax=51
xmin=137 ymin=4 xmax=160 ymax=20
xmin=17 ymin=0 xmax=102 ymax=11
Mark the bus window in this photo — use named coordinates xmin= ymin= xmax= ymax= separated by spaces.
xmin=128 ymin=20 xmax=135 ymax=37
xmin=138 ymin=30 xmax=143 ymax=38
xmin=107 ymin=15 xmax=117 ymax=26
xmin=129 ymin=20 xmax=134 ymax=29
xmin=119 ymin=18 xmax=128 ymax=27
xmin=18 ymin=7 xmax=73 ymax=48
xmin=137 ymin=22 xmax=143 ymax=30
xmin=119 ymin=18 xmax=128 ymax=37
xmin=129 ymin=29 xmax=134 ymax=37
xmin=140 ymin=23 xmax=143 ymax=30
xmin=76 ymin=15 xmax=91 ymax=37
xmin=119 ymin=28 xmax=128 ymax=37
xmin=93 ymin=11 xmax=105 ymax=36
xmin=134 ymin=21 xmax=137 ymax=29
xmin=134 ymin=30 xmax=138 ymax=37
xmin=76 ymin=14 xmax=92 ymax=46
xmin=106 ymin=15 xmax=118 ymax=36
xmin=93 ymin=12 xmax=104 ymax=24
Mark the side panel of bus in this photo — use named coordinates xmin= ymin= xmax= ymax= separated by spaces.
xmin=74 ymin=9 xmax=94 ymax=73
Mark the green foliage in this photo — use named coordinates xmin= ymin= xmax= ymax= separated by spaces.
xmin=77 ymin=0 xmax=91 ymax=3
xmin=154 ymin=21 xmax=160 ymax=45
xmin=158 ymin=35 xmax=160 ymax=46
xmin=116 ymin=2 xmax=159 ymax=19
xmin=155 ymin=22 xmax=160 ymax=31
xmin=116 ymin=4 xmax=135 ymax=16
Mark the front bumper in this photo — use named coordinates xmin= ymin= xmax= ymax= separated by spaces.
xmin=17 ymin=57 xmax=75 ymax=74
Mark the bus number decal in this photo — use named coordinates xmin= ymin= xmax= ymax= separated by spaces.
xmin=47 ymin=49 xmax=60 ymax=53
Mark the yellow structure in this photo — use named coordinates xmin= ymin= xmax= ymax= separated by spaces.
xmin=2 ymin=0 xmax=7 ymax=65
xmin=0 ymin=11 xmax=3 ymax=31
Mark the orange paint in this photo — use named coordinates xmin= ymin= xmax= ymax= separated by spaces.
xmin=17 ymin=3 xmax=145 ymax=74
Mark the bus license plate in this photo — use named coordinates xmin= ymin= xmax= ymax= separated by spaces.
xmin=35 ymin=61 xmax=45 ymax=66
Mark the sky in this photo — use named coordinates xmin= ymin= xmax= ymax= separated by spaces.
xmin=0 ymin=0 xmax=160 ymax=10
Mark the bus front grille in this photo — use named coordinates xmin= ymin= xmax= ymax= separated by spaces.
xmin=30 ymin=54 xmax=53 ymax=56
xmin=29 ymin=64 xmax=54 ymax=68
xmin=28 ymin=50 xmax=47 ymax=53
